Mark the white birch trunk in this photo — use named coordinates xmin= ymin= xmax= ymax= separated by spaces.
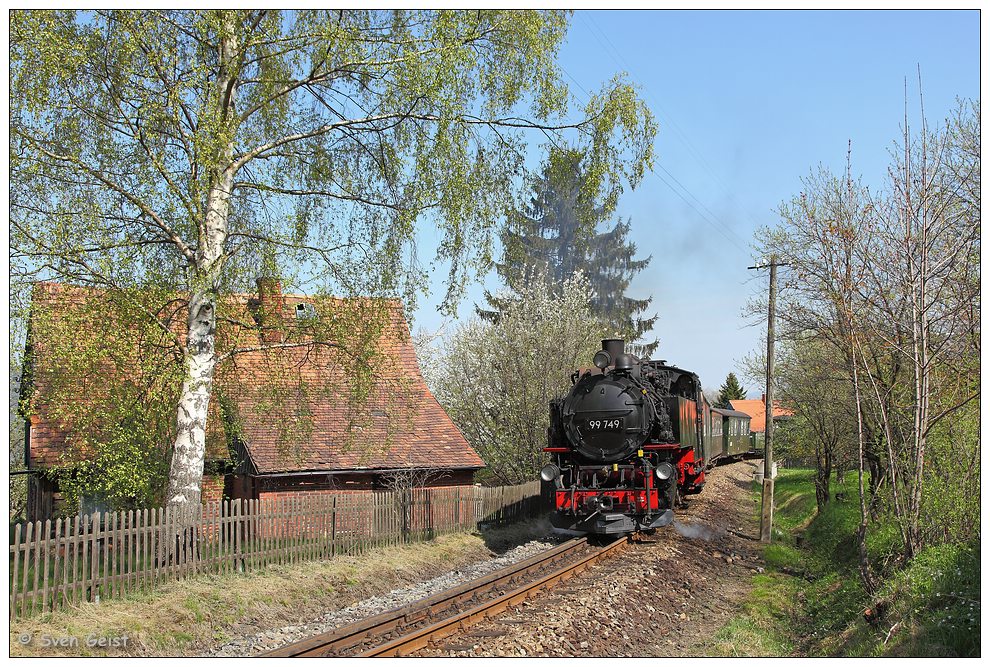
xmin=167 ymin=288 xmax=218 ymax=511
xmin=849 ymin=334 xmax=876 ymax=595
xmin=166 ymin=16 xmax=239 ymax=520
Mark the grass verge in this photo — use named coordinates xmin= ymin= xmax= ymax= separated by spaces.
xmin=9 ymin=518 xmax=553 ymax=657
xmin=707 ymin=468 xmax=980 ymax=657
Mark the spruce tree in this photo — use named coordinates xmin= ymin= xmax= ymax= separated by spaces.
xmin=482 ymin=146 xmax=658 ymax=353
xmin=716 ymin=372 xmax=747 ymax=409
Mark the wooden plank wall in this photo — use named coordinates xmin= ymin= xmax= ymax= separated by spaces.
xmin=8 ymin=480 xmax=541 ymax=620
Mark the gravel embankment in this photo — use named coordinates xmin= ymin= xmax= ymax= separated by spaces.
xmin=418 ymin=459 xmax=766 ymax=657
xmin=209 ymin=459 xmax=765 ymax=658
xmin=205 ymin=533 xmax=567 ymax=656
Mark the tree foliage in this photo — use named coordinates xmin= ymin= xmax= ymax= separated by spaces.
xmin=775 ymin=337 xmax=858 ymax=510
xmin=483 ymin=146 xmax=657 ymax=351
xmin=21 ymin=288 xmax=186 ymax=510
xmin=715 ymin=372 xmax=747 ymax=409
xmin=750 ymin=96 xmax=980 ymax=584
xmin=10 ymin=10 xmax=656 ymax=511
xmin=429 ymin=272 xmax=607 ymax=485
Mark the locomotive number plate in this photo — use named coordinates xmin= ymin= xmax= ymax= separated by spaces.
xmin=583 ymin=418 xmax=624 ymax=431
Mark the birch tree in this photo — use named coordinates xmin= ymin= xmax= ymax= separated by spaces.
xmin=10 ymin=10 xmax=656 ymax=516
xmin=863 ymin=92 xmax=981 ymax=557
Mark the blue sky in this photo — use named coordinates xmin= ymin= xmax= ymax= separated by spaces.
xmin=412 ymin=9 xmax=981 ymax=395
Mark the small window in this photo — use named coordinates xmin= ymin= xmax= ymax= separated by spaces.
xmin=295 ymin=302 xmax=317 ymax=319
xmin=80 ymin=494 xmax=110 ymax=516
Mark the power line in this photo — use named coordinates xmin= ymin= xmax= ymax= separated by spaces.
xmin=652 ymin=165 xmax=750 ymax=251
xmin=578 ymin=12 xmax=766 ymax=242
xmin=653 ymin=162 xmax=751 ymax=252
xmin=559 ymin=61 xmax=750 ymax=255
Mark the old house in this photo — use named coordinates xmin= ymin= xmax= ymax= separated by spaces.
xmin=20 ymin=280 xmax=484 ymax=520
xmin=730 ymin=395 xmax=795 ymax=449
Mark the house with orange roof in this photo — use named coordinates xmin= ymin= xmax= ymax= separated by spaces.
xmin=729 ymin=395 xmax=795 ymax=434
xmin=19 ymin=280 xmax=484 ymax=520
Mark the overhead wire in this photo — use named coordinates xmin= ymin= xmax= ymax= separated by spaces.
xmin=561 ymin=59 xmax=750 ymax=254
xmin=577 ymin=12 xmax=759 ymax=252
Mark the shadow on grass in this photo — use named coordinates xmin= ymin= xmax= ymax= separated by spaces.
xmin=475 ymin=516 xmax=559 ymax=555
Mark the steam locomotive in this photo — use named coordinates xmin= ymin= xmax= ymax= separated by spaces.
xmin=542 ymin=339 xmax=757 ymax=535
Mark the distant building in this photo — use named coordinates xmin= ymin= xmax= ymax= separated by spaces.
xmin=730 ymin=395 xmax=795 ymax=434
xmin=20 ymin=281 xmax=484 ymax=520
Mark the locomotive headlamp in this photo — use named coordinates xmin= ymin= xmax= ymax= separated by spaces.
xmin=655 ymin=462 xmax=676 ymax=481
xmin=593 ymin=350 xmax=611 ymax=370
xmin=540 ymin=464 xmax=561 ymax=482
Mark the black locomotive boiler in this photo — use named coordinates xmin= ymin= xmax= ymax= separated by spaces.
xmin=541 ymin=338 xmax=755 ymax=535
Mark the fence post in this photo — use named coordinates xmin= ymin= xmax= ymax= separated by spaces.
xmin=426 ymin=489 xmax=433 ymax=539
xmin=48 ymin=518 xmax=60 ymax=612
xmin=332 ymin=495 xmax=339 ymax=556
xmin=11 ymin=523 xmax=22 ymax=619
xmin=90 ymin=512 xmax=107 ymax=604
xmin=250 ymin=498 xmax=259 ymax=572
xmin=82 ymin=514 xmax=93 ymax=605
xmin=233 ymin=500 xmax=242 ymax=573
xmin=109 ymin=512 xmax=118 ymax=599
xmin=63 ymin=517 xmax=74 ymax=607
xmin=151 ymin=508 xmax=159 ymax=588
xmin=20 ymin=521 xmax=33 ymax=617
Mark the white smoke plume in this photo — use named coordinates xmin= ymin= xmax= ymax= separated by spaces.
xmin=672 ymin=520 xmax=722 ymax=541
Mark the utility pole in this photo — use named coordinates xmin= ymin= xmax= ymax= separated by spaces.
xmin=748 ymin=256 xmax=788 ymax=542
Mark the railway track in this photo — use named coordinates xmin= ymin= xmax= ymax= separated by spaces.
xmin=265 ymin=535 xmax=630 ymax=657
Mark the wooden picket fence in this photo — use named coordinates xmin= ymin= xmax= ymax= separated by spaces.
xmin=8 ymin=481 xmax=541 ymax=620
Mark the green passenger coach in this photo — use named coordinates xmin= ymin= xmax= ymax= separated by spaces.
xmin=711 ymin=407 xmax=752 ymax=457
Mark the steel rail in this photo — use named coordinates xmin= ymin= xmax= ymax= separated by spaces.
xmin=265 ymin=537 xmax=592 ymax=657
xmin=359 ymin=536 xmax=630 ymax=657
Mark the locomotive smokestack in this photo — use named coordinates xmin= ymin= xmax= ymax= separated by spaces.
xmin=602 ymin=338 xmax=625 ymax=359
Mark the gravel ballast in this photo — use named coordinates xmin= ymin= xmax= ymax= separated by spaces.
xmin=205 ymin=533 xmax=566 ymax=656
xmin=417 ymin=460 xmax=766 ymax=657
xmin=207 ymin=459 xmax=764 ymax=658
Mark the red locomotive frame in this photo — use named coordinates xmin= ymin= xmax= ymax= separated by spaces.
xmin=544 ymin=443 xmax=705 ymax=518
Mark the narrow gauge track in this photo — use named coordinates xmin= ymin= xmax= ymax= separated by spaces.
xmin=265 ymin=536 xmax=630 ymax=658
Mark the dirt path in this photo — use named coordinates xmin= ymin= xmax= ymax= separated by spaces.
xmin=419 ymin=459 xmax=766 ymax=657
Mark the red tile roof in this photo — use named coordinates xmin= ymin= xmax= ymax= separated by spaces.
xmin=729 ymin=398 xmax=795 ymax=433
xmin=24 ymin=282 xmax=484 ymax=475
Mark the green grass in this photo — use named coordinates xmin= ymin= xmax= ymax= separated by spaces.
xmin=714 ymin=468 xmax=980 ymax=657
xmin=9 ymin=518 xmax=555 ymax=656
xmin=879 ymin=541 xmax=981 ymax=657
xmin=709 ymin=572 xmax=802 ymax=656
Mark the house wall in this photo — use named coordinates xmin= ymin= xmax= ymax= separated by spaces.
xmin=26 ymin=468 xmax=479 ymax=521
xmin=202 ymin=474 xmax=225 ymax=503
xmin=252 ymin=468 xmax=477 ymax=502
xmin=248 ymin=471 xmax=481 ymax=537
xmin=26 ymin=475 xmax=59 ymax=522
xmin=27 ymin=472 xmax=233 ymax=521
